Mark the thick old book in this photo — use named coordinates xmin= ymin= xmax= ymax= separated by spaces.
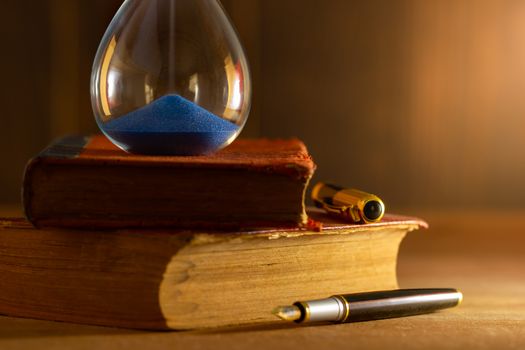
xmin=23 ymin=135 xmax=316 ymax=229
xmin=0 ymin=210 xmax=426 ymax=330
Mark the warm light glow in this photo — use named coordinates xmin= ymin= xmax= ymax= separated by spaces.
xmin=189 ymin=73 xmax=200 ymax=102
xmin=223 ymin=55 xmax=243 ymax=122
xmin=107 ymin=69 xmax=118 ymax=105
xmin=99 ymin=36 xmax=117 ymax=120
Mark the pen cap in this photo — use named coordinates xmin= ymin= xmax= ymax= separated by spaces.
xmin=312 ymin=183 xmax=385 ymax=223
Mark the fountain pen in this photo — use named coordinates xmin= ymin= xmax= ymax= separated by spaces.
xmin=273 ymin=289 xmax=462 ymax=324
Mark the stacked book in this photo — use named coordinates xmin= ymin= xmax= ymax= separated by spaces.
xmin=0 ymin=135 xmax=426 ymax=330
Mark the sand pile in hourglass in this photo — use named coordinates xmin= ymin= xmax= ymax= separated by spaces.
xmin=104 ymin=95 xmax=239 ymax=155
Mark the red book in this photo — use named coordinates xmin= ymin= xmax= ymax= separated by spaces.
xmin=23 ymin=135 xmax=316 ymax=229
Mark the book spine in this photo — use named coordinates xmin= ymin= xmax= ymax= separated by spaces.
xmin=23 ymin=136 xmax=90 ymax=227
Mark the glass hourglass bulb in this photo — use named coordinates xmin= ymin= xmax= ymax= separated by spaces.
xmin=91 ymin=0 xmax=251 ymax=155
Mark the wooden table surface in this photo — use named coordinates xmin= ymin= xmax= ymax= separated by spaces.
xmin=0 ymin=207 xmax=524 ymax=350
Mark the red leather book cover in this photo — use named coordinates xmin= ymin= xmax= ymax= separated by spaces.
xmin=23 ymin=135 xmax=316 ymax=229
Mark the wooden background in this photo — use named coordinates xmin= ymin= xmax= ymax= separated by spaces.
xmin=2 ymin=0 xmax=525 ymax=210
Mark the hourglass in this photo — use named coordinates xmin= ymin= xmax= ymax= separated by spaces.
xmin=91 ymin=0 xmax=251 ymax=155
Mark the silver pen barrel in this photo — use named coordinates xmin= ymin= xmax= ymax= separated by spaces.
xmin=294 ymin=296 xmax=349 ymax=323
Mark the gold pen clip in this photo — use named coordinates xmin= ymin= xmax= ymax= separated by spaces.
xmin=319 ymin=203 xmax=362 ymax=223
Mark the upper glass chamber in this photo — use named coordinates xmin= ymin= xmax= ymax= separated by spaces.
xmin=91 ymin=0 xmax=251 ymax=155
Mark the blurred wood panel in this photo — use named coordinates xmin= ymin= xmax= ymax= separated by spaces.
xmin=260 ymin=0 xmax=413 ymax=208
xmin=49 ymin=0 xmax=121 ymax=137
xmin=49 ymin=0 xmax=81 ymax=138
xmin=1 ymin=0 xmax=525 ymax=209
xmin=407 ymin=0 xmax=525 ymax=207
xmin=260 ymin=0 xmax=525 ymax=209
xmin=0 ymin=1 xmax=51 ymax=202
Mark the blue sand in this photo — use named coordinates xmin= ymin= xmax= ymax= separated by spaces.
xmin=101 ymin=95 xmax=240 ymax=155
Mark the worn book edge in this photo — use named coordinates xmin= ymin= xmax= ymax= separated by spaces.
xmin=0 ymin=212 xmax=426 ymax=330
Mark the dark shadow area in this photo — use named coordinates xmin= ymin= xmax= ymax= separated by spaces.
xmin=0 ymin=225 xmax=193 ymax=335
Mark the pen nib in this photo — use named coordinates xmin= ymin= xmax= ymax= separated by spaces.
xmin=272 ymin=305 xmax=302 ymax=322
